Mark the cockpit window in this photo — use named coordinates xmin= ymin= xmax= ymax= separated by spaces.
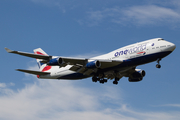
xmin=158 ymin=38 xmax=164 ymax=41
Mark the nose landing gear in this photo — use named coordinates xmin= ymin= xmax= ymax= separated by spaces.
xmin=156 ymin=58 xmax=161 ymax=68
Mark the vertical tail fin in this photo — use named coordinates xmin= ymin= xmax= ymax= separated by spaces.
xmin=33 ymin=48 xmax=51 ymax=72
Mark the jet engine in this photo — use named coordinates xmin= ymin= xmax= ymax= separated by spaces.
xmin=128 ymin=69 xmax=146 ymax=82
xmin=47 ymin=57 xmax=63 ymax=66
xmin=86 ymin=60 xmax=101 ymax=68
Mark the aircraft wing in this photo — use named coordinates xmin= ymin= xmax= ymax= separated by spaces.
xmin=59 ymin=58 xmax=122 ymax=65
xmin=4 ymin=48 xmax=88 ymax=65
xmin=16 ymin=69 xmax=50 ymax=75
xmin=68 ymin=59 xmax=123 ymax=76
xmin=47 ymin=56 xmax=123 ymax=75
xmin=5 ymin=48 xmax=123 ymax=67
xmin=98 ymin=59 xmax=123 ymax=67
xmin=5 ymin=47 xmax=123 ymax=76
xmin=5 ymin=48 xmax=50 ymax=60
xmin=59 ymin=57 xmax=88 ymax=66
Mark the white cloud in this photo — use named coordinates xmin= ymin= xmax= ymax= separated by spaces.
xmin=84 ymin=7 xmax=122 ymax=26
xmin=121 ymin=5 xmax=180 ymax=25
xmin=0 ymin=73 xmax=180 ymax=120
xmin=0 ymin=83 xmax=6 ymax=88
xmin=83 ymin=5 xmax=180 ymax=26
xmin=0 ymin=78 xmax=123 ymax=120
xmin=29 ymin=0 xmax=180 ymax=26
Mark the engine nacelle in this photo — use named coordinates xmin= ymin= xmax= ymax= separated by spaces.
xmin=86 ymin=60 xmax=101 ymax=68
xmin=128 ymin=77 xmax=143 ymax=82
xmin=129 ymin=69 xmax=146 ymax=82
xmin=131 ymin=69 xmax=145 ymax=78
xmin=47 ymin=57 xmax=63 ymax=66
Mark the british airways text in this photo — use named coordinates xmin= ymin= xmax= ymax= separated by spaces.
xmin=114 ymin=44 xmax=147 ymax=57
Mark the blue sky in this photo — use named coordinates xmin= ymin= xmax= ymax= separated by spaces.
xmin=1 ymin=0 xmax=180 ymax=119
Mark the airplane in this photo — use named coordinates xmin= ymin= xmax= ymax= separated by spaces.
xmin=5 ymin=38 xmax=176 ymax=85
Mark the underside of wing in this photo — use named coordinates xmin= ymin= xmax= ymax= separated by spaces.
xmin=63 ymin=58 xmax=123 ymax=68
xmin=69 ymin=59 xmax=123 ymax=76
xmin=61 ymin=57 xmax=87 ymax=65
xmin=98 ymin=59 xmax=123 ymax=69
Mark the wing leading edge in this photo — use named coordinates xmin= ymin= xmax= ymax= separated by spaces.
xmin=16 ymin=69 xmax=50 ymax=75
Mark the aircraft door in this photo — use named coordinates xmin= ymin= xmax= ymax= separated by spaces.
xmin=145 ymin=43 xmax=151 ymax=55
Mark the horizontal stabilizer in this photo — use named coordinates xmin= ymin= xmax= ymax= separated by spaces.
xmin=16 ymin=69 xmax=50 ymax=75
xmin=5 ymin=47 xmax=50 ymax=60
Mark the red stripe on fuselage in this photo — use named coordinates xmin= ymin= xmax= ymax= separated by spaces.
xmin=137 ymin=51 xmax=145 ymax=54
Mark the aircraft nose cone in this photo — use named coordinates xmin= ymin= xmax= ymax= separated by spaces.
xmin=170 ymin=43 xmax=176 ymax=51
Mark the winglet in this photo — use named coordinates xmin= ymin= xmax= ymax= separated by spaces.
xmin=5 ymin=47 xmax=13 ymax=53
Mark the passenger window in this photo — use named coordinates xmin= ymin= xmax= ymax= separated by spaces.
xmin=160 ymin=45 xmax=166 ymax=48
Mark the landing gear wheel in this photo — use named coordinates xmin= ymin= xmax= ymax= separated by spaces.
xmin=113 ymin=81 xmax=118 ymax=85
xmin=92 ymin=76 xmax=98 ymax=82
xmin=156 ymin=64 xmax=161 ymax=68
xmin=156 ymin=58 xmax=162 ymax=69
xmin=99 ymin=80 xmax=104 ymax=84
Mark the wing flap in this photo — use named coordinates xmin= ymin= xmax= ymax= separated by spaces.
xmin=69 ymin=65 xmax=81 ymax=71
xmin=95 ymin=59 xmax=123 ymax=69
xmin=61 ymin=57 xmax=87 ymax=65
xmin=65 ymin=58 xmax=123 ymax=69
xmin=83 ymin=69 xmax=94 ymax=76
xmin=16 ymin=69 xmax=50 ymax=75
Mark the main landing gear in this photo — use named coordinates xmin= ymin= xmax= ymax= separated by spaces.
xmin=92 ymin=76 xmax=120 ymax=85
xmin=156 ymin=58 xmax=161 ymax=68
xmin=113 ymin=77 xmax=120 ymax=85
xmin=92 ymin=76 xmax=107 ymax=84
xmin=99 ymin=79 xmax=108 ymax=84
